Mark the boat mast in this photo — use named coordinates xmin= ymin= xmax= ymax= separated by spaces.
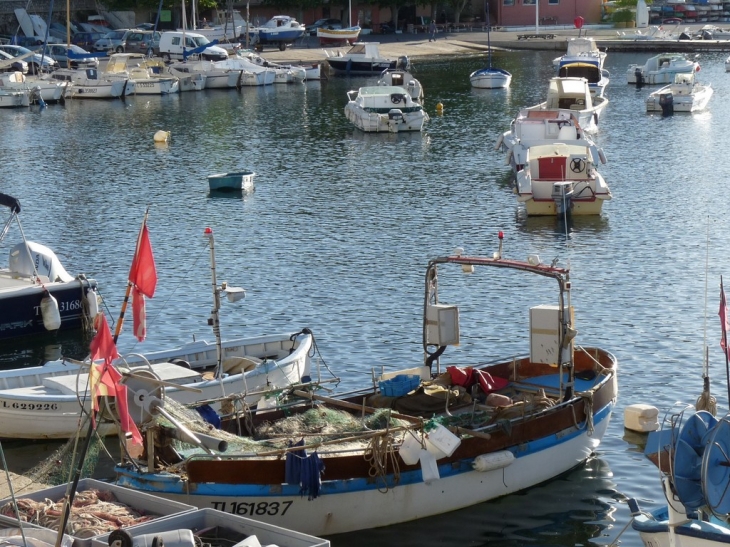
xmin=487 ymin=3 xmax=492 ymax=68
xmin=204 ymin=227 xmax=224 ymax=378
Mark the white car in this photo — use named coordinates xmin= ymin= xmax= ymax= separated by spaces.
xmin=0 ymin=50 xmax=28 ymax=74
xmin=93 ymin=29 xmax=129 ymax=52
xmin=0 ymin=44 xmax=57 ymax=74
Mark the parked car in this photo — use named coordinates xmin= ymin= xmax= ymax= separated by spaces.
xmin=93 ymin=29 xmax=129 ymax=52
xmin=0 ymin=44 xmax=58 ymax=74
xmin=120 ymin=29 xmax=161 ymax=55
xmin=41 ymin=44 xmax=99 ymax=69
xmin=72 ymin=31 xmax=106 ymax=50
xmin=0 ymin=50 xmax=28 ymax=74
xmin=307 ymin=18 xmax=342 ymax=36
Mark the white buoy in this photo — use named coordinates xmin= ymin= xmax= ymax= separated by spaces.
xmin=40 ymin=292 xmax=61 ymax=331
xmin=153 ymin=130 xmax=171 ymax=143
xmin=85 ymin=287 xmax=100 ymax=319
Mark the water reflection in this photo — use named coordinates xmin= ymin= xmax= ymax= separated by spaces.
xmin=0 ymin=329 xmax=92 ymax=370
xmin=517 ymin=214 xmax=611 ymax=237
xmin=327 ymin=457 xmax=626 ymax=547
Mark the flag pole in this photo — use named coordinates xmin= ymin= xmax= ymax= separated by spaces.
xmin=722 ymin=276 xmax=730 ymax=402
xmin=113 ymin=209 xmax=149 ymax=344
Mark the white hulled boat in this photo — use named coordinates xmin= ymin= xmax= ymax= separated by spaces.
xmin=525 ymin=76 xmax=609 ymax=133
xmin=646 ymin=71 xmax=713 ymax=113
xmin=515 ymin=142 xmax=612 ymax=216
xmin=345 ymin=85 xmax=429 ymax=132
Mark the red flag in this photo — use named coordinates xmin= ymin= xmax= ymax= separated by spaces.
xmin=720 ymin=280 xmax=730 ymax=360
xmin=88 ymin=314 xmax=143 ymax=445
xmin=90 ymin=313 xmax=119 ymax=365
xmin=128 ymin=221 xmax=157 ymax=342
xmin=129 ymin=222 xmax=157 ymax=298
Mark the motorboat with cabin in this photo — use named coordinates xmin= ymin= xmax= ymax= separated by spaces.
xmin=377 ymin=57 xmax=422 ymax=103
xmin=558 ymin=62 xmax=609 ymax=98
xmin=103 ymin=53 xmax=179 ymax=95
xmin=552 ymin=37 xmax=607 ymax=71
xmin=646 ymin=71 xmax=713 ymax=113
xmin=51 ymin=67 xmax=131 ymax=99
xmin=514 ymin=142 xmax=612 ymax=216
xmin=345 ymin=84 xmax=429 ymax=132
xmin=248 ymin=16 xmax=305 ymax=51
xmin=326 ymin=42 xmax=397 ymax=75
xmin=496 ymin=109 xmax=606 ymax=174
xmin=525 ymin=76 xmax=608 ymax=133
xmin=627 ymin=52 xmax=700 ymax=85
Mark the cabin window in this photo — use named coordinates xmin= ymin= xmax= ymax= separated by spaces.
xmin=523 ymin=0 xmax=535 ymax=5
xmin=503 ymin=0 xmax=515 ymax=6
xmin=548 ymin=0 xmax=559 ymax=4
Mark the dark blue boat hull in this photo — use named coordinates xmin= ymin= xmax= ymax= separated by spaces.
xmin=0 ymin=280 xmax=97 ymax=340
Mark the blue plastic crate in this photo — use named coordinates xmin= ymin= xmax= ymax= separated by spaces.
xmin=379 ymin=374 xmax=421 ymax=397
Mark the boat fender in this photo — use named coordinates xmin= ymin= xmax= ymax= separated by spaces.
xmin=472 ymin=450 xmax=515 ymax=472
xmin=40 ymin=291 xmax=61 ymax=331
xmin=598 ymin=148 xmax=607 ymax=165
xmin=85 ymin=287 xmax=100 ymax=319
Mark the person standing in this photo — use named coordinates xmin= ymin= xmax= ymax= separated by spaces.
xmin=429 ymin=20 xmax=437 ymax=41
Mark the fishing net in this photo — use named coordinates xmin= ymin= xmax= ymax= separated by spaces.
xmin=23 ymin=422 xmax=105 ymax=487
xmin=152 ymin=396 xmax=413 ymax=457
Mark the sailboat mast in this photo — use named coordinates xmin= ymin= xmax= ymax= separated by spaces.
xmin=487 ymin=3 xmax=492 ymax=68
xmin=349 ymin=0 xmax=352 ymax=27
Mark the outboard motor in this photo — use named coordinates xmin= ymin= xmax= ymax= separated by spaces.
xmin=396 ymin=55 xmax=410 ymax=70
xmin=659 ymin=92 xmax=674 ymax=116
xmin=634 ymin=67 xmax=644 ymax=88
xmin=551 ymin=182 xmax=574 ymax=218
xmin=678 ymin=31 xmax=692 ymax=40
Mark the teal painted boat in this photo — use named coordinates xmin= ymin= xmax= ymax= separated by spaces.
xmin=207 ymin=171 xmax=255 ymax=192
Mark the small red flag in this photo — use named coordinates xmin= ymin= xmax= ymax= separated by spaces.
xmin=89 ymin=314 xmax=142 ymax=445
xmin=720 ymin=280 xmax=730 ymax=360
xmin=90 ymin=313 xmax=119 ymax=365
xmin=129 ymin=222 xmax=157 ymax=298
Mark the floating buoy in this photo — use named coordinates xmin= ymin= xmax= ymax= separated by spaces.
xmin=85 ymin=287 xmax=100 ymax=319
xmin=40 ymin=291 xmax=61 ymax=331
xmin=436 ymin=102 xmax=444 ymax=114
xmin=153 ymin=130 xmax=171 ymax=143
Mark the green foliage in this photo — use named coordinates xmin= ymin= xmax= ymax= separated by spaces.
xmin=612 ymin=8 xmax=635 ymax=22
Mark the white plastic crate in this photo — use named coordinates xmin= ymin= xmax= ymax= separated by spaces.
xmin=0 ymin=479 xmax=195 ymax=547
xmin=91 ymin=508 xmax=330 ymax=547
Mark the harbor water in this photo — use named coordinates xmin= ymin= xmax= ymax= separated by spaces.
xmin=2 ymin=47 xmax=730 ymax=546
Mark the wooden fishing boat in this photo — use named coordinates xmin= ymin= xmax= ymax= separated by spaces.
xmin=113 ymin=237 xmax=619 ymax=537
xmin=317 ymin=25 xmax=360 ymax=45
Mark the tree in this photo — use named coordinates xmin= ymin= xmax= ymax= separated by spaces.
xmin=446 ymin=0 xmax=469 ymax=24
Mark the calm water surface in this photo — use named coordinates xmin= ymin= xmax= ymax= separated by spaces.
xmin=2 ymin=48 xmax=730 ymax=546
